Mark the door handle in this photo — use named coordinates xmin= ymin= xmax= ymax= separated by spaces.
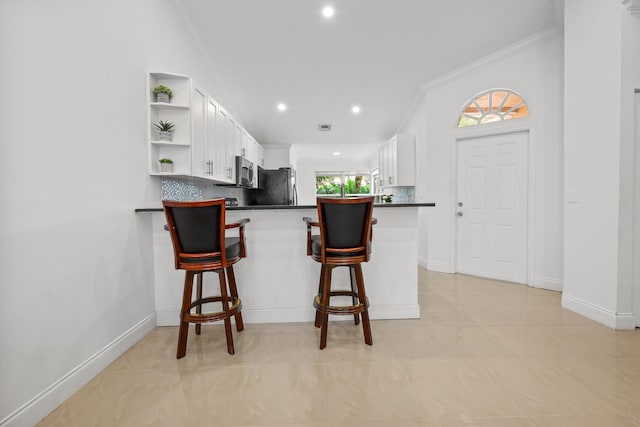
xmin=457 ymin=211 xmax=463 ymax=217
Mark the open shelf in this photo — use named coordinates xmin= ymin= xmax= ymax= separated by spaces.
xmin=147 ymin=72 xmax=192 ymax=176
xmin=150 ymin=102 xmax=189 ymax=109
xmin=150 ymin=140 xmax=190 ymax=146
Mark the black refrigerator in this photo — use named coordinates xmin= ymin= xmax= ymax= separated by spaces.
xmin=249 ymin=167 xmax=297 ymax=205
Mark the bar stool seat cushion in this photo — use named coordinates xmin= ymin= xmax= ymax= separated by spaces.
xmin=180 ymin=237 xmax=242 ymax=264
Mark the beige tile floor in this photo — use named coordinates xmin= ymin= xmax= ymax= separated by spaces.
xmin=38 ymin=269 xmax=640 ymax=427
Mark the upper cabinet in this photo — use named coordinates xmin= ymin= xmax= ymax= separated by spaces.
xmin=147 ymin=72 xmax=262 ymax=184
xmin=245 ymin=134 xmax=263 ymax=188
xmin=191 ymin=84 xmax=212 ymax=178
xmin=238 ymin=127 xmax=248 ymax=158
xmin=379 ymin=134 xmax=415 ymax=188
xmin=214 ymin=106 xmax=230 ymax=183
xmin=223 ymin=109 xmax=237 ymax=184
xmin=233 ymin=121 xmax=244 ymax=159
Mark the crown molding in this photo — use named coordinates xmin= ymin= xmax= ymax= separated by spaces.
xmin=621 ymin=0 xmax=640 ymax=16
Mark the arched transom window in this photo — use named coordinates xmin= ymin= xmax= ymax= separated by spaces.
xmin=457 ymin=89 xmax=529 ymax=128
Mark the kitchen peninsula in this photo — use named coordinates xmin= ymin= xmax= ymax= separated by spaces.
xmin=137 ymin=202 xmax=434 ymax=326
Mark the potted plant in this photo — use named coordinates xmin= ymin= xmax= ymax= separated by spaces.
xmin=159 ymin=158 xmax=173 ymax=173
xmin=153 ymin=120 xmax=175 ymax=141
xmin=153 ymin=85 xmax=173 ymax=103
xmin=383 ymin=194 xmax=393 ymax=204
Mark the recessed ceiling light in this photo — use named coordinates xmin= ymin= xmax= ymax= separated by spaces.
xmin=277 ymin=103 xmax=287 ymax=111
xmin=333 ymin=152 xmax=341 ymax=156
xmin=351 ymin=105 xmax=361 ymax=114
xmin=322 ymin=6 xmax=334 ymax=18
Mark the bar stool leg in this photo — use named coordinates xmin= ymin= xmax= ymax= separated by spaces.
xmin=195 ymin=272 xmax=203 ymax=335
xmin=354 ymin=264 xmax=372 ymax=345
xmin=225 ymin=266 xmax=244 ymax=332
xmin=319 ymin=265 xmax=333 ymax=349
xmin=315 ymin=265 xmax=327 ymax=328
xmin=217 ymin=269 xmax=235 ymax=355
xmin=177 ymin=271 xmax=195 ymax=359
xmin=349 ymin=266 xmax=360 ymax=325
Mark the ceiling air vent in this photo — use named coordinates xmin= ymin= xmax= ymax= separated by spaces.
xmin=318 ymin=124 xmax=332 ymax=132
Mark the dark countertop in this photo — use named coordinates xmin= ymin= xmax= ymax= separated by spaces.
xmin=135 ymin=202 xmax=435 ymax=213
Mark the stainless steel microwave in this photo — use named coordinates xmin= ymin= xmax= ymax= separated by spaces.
xmin=235 ymin=156 xmax=254 ymax=187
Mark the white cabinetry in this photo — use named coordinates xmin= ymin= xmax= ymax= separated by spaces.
xmin=211 ymin=106 xmax=235 ymax=184
xmin=147 ymin=73 xmax=192 ymax=175
xmin=207 ymin=99 xmax=220 ymax=179
xmin=191 ymin=85 xmax=224 ymax=180
xmin=379 ymin=134 xmax=415 ymax=188
xmin=224 ymin=110 xmax=237 ymax=183
xmin=215 ymin=107 xmax=229 ymax=182
xmin=378 ymin=142 xmax=389 ymax=188
xmin=191 ymin=86 xmax=211 ymax=178
xmin=148 ymin=72 xmax=262 ymax=184
xmin=233 ymin=121 xmax=244 ymax=158
xmin=246 ymin=135 xmax=262 ymax=188
xmin=192 ymin=96 xmax=235 ymax=183
xmin=241 ymin=129 xmax=249 ymax=158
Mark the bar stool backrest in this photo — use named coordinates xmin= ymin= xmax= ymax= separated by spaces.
xmin=316 ymin=196 xmax=374 ymax=264
xmin=163 ymin=199 xmax=226 ymax=269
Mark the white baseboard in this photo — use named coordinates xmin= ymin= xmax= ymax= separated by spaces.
xmin=418 ymin=256 xmax=428 ymax=270
xmin=425 ymin=259 xmax=453 ymax=273
xmin=561 ymin=294 xmax=636 ymax=330
xmin=533 ymin=275 xmax=563 ymax=291
xmin=2 ymin=313 xmax=156 ymax=427
xmin=157 ymin=304 xmax=421 ymax=327
xmin=369 ymin=304 xmax=421 ymax=320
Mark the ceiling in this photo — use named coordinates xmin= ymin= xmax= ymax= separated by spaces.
xmin=176 ymin=0 xmax=560 ymax=149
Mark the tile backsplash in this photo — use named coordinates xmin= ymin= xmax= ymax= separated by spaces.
xmin=162 ymin=177 xmax=248 ymax=204
xmin=162 ymin=177 xmax=413 ymax=205
xmin=379 ymin=186 xmax=415 ymax=203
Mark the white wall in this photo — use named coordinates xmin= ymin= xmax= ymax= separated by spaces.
xmin=0 ymin=1 xmax=233 ymax=425
xmin=562 ymin=0 xmax=638 ymax=329
xmin=263 ymin=145 xmax=291 ymax=169
xmin=398 ymin=30 xmax=565 ymax=287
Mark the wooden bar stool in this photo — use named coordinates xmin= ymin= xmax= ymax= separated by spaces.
xmin=303 ymin=196 xmax=376 ymax=349
xmin=163 ymin=199 xmax=250 ymax=358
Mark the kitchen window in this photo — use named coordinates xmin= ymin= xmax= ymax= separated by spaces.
xmin=315 ymin=172 xmax=371 ymax=197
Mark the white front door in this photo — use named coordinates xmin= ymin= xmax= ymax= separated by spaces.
xmin=456 ymin=131 xmax=528 ymax=284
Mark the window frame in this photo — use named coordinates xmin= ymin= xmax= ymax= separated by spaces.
xmin=456 ymin=88 xmax=529 ymax=128
xmin=315 ymin=171 xmax=372 ymax=198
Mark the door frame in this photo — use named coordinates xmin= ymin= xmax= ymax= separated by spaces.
xmin=449 ymin=118 xmax=536 ymax=286
xmin=633 ymin=90 xmax=640 ymax=327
